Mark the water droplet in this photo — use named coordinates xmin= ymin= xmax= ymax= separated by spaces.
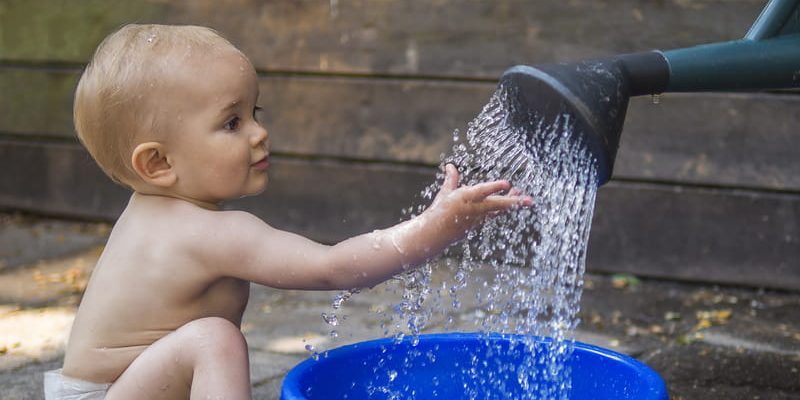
xmin=305 ymin=344 xmax=320 ymax=360
xmin=322 ymin=312 xmax=339 ymax=326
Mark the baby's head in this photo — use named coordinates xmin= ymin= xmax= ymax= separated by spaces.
xmin=74 ymin=24 xmax=251 ymax=189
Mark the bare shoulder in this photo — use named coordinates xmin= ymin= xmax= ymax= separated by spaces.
xmin=194 ymin=209 xmax=269 ymax=241
xmin=181 ymin=209 xmax=273 ymax=268
xmin=120 ymin=196 xmax=271 ymax=268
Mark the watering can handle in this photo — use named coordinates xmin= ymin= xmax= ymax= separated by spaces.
xmin=660 ymin=0 xmax=800 ymax=92
xmin=746 ymin=0 xmax=800 ymax=40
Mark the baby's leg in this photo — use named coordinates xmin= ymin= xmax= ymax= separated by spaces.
xmin=106 ymin=317 xmax=251 ymax=400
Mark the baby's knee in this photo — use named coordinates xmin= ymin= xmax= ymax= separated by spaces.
xmin=181 ymin=317 xmax=247 ymax=356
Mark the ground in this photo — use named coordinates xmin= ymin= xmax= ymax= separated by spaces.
xmin=0 ymin=212 xmax=798 ymax=399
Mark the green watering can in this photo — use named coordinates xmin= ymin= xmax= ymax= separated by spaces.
xmin=500 ymin=0 xmax=800 ymax=185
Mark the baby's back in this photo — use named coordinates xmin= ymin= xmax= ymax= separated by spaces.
xmin=62 ymin=194 xmax=250 ymax=383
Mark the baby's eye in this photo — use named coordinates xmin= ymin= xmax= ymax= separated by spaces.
xmin=223 ymin=116 xmax=240 ymax=131
xmin=253 ymin=106 xmax=263 ymax=122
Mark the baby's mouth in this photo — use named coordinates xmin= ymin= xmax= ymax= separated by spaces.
xmin=251 ymin=155 xmax=270 ymax=171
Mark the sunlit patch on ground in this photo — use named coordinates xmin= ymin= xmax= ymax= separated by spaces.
xmin=0 ymin=307 xmax=75 ymax=371
xmin=263 ymin=333 xmax=329 ymax=354
xmin=0 ymin=246 xmax=98 ymax=372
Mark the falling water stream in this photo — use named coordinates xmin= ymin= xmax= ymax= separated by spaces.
xmin=322 ymin=82 xmax=598 ymax=399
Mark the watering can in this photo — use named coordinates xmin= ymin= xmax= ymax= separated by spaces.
xmin=500 ymin=0 xmax=800 ymax=185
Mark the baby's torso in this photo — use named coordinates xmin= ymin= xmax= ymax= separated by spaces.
xmin=62 ymin=198 xmax=251 ymax=383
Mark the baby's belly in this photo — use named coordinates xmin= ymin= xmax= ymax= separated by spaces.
xmin=63 ymin=342 xmax=152 ymax=384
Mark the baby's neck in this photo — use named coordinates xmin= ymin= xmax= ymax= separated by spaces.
xmin=131 ymin=191 xmax=221 ymax=211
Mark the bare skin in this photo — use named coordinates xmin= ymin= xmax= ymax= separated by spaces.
xmin=61 ymin=31 xmax=532 ymax=399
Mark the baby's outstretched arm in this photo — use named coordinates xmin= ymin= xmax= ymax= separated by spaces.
xmin=207 ymin=164 xmax=531 ymax=290
xmin=313 ymin=164 xmax=532 ymax=288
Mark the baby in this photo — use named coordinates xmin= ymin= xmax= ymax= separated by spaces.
xmin=45 ymin=24 xmax=531 ymax=399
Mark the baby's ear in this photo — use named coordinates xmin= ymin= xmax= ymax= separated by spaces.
xmin=131 ymin=142 xmax=177 ymax=188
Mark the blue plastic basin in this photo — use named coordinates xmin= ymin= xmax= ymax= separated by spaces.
xmin=281 ymin=332 xmax=668 ymax=399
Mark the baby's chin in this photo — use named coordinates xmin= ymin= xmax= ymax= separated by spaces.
xmin=242 ymin=178 xmax=269 ymax=198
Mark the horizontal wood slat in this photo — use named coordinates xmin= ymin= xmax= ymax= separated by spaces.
xmin=1 ymin=0 xmax=765 ymax=77
xmin=3 ymin=69 xmax=799 ymax=192
xmin=591 ymin=182 xmax=800 ymax=290
xmin=0 ymin=139 xmax=129 ymax=219
xmin=619 ymin=93 xmax=800 ymax=191
xmin=0 ymin=68 xmax=78 ymax=137
xmin=1 ymin=139 xmax=797 ymax=290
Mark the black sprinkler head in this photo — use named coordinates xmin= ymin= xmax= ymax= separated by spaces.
xmin=499 ymin=52 xmax=670 ymax=186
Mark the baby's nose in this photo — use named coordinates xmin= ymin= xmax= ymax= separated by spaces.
xmin=251 ymin=125 xmax=268 ymax=146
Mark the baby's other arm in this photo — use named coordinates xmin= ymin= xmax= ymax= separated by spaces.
xmin=205 ymin=164 xmax=531 ymax=290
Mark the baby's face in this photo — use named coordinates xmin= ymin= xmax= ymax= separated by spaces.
xmin=160 ymin=48 xmax=270 ymax=207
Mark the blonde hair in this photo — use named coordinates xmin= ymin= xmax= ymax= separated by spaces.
xmin=74 ymin=24 xmax=243 ymax=187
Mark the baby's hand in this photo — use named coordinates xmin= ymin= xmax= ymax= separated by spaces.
xmin=427 ymin=163 xmax=533 ymax=238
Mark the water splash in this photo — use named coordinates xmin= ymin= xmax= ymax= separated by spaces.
xmin=415 ymin=82 xmax=596 ymax=398
xmin=325 ymin=82 xmax=598 ymax=399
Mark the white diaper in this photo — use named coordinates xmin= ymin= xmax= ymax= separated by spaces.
xmin=44 ymin=369 xmax=111 ymax=400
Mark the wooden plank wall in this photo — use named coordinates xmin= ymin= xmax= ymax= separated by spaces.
xmin=1 ymin=0 xmax=798 ymax=290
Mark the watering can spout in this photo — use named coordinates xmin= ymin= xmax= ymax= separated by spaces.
xmin=499 ymin=52 xmax=670 ymax=186
xmin=501 ymin=0 xmax=800 ymax=186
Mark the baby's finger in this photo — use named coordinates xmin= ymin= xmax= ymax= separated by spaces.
xmin=518 ymin=195 xmax=534 ymax=207
xmin=466 ymin=180 xmax=512 ymax=201
xmin=442 ymin=164 xmax=459 ymax=192
xmin=481 ymin=195 xmax=533 ymax=212
xmin=507 ymin=189 xmax=533 ymax=206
